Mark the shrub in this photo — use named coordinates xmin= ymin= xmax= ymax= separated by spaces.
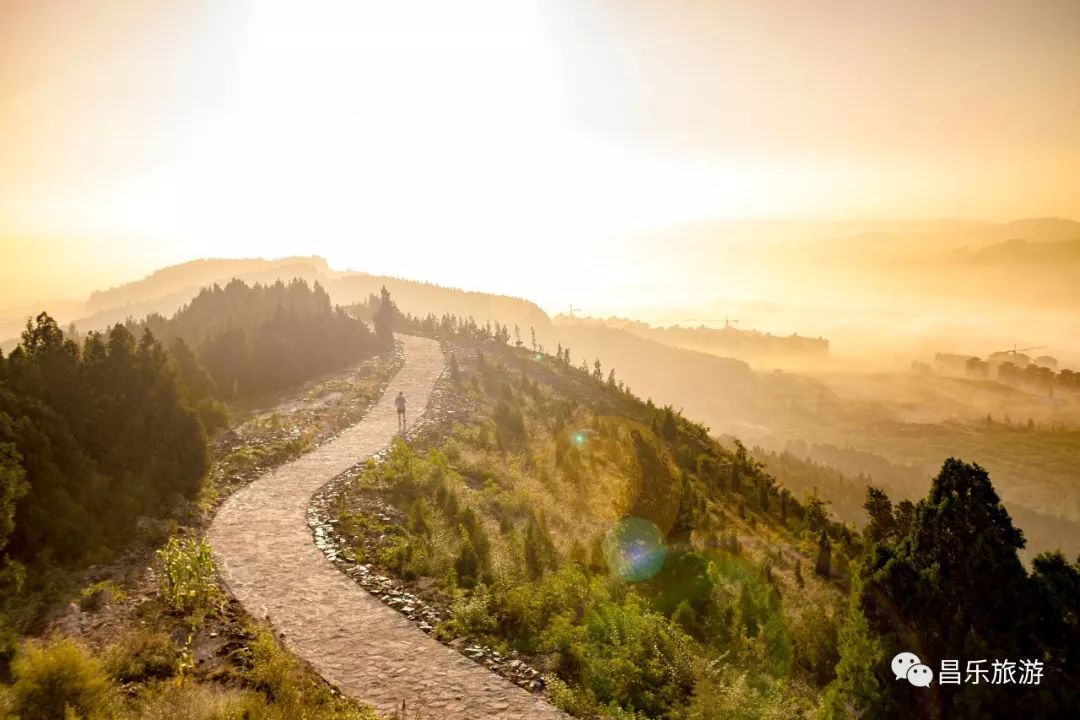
xmin=3 ymin=637 xmax=118 ymax=720
xmin=80 ymin=580 xmax=125 ymax=611
xmin=195 ymin=397 xmax=231 ymax=436
xmin=546 ymin=595 xmax=698 ymax=719
xmin=442 ymin=585 xmax=499 ymax=639
xmin=105 ymin=629 xmax=179 ymax=684
xmin=156 ymin=536 xmax=220 ymax=618
xmin=378 ymin=535 xmax=423 ymax=581
xmin=133 ymin=680 xmax=269 ymax=720
xmin=454 ymin=533 xmax=481 ymax=588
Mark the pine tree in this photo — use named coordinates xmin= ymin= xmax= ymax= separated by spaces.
xmin=373 ymin=285 xmax=396 ymax=348
xmin=862 ymin=485 xmax=896 ymax=542
xmin=825 ymin=459 xmax=1077 ymax=718
xmin=454 ymin=530 xmax=481 ymax=588
xmin=814 ymin=530 xmax=831 ymax=577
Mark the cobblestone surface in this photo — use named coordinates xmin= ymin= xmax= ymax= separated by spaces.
xmin=208 ymin=336 xmax=568 ymax=719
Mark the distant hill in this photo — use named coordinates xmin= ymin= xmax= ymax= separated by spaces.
xmin=329 ymin=274 xmax=551 ymax=336
xmin=63 ymin=258 xmax=554 ymax=347
xmin=85 ymin=256 xmax=332 ymax=312
xmin=1 ymin=256 xmax=337 ymax=351
xmin=554 ymin=314 xmax=829 ymax=367
xmin=960 ymin=217 xmax=1080 ymax=246
xmin=75 ymin=257 xmax=333 ymax=332
xmin=964 ymin=237 xmax=1080 ymax=265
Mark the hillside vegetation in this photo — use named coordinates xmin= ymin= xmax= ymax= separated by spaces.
xmin=334 ymin=334 xmax=857 ymax=718
xmin=0 ymin=314 xmax=206 ymax=567
xmin=139 ymin=278 xmax=380 ymax=402
xmin=331 ymin=320 xmax=1080 ymax=719
xmin=0 ymin=310 xmax=403 ymax=719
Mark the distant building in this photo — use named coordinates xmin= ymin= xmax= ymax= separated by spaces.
xmin=934 ymin=353 xmax=974 ymax=376
xmin=988 ymin=351 xmax=1030 ymax=369
xmin=965 ymin=356 xmax=990 ymax=378
xmin=1032 ymin=355 xmax=1058 ymax=370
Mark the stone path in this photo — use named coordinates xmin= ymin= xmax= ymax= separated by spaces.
xmin=208 ymin=336 xmax=569 ymax=719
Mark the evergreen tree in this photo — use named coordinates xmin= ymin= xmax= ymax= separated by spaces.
xmin=814 ymin=530 xmax=831 ymax=577
xmin=0 ymin=315 xmax=206 ymax=564
xmin=827 ymin=459 xmax=1076 ymax=718
xmin=805 ymin=494 xmax=829 ymax=533
xmin=523 ymin=514 xmax=557 ymax=580
xmin=0 ymin=442 xmax=28 ymax=575
xmin=373 ymin=285 xmax=396 ymax=348
xmin=862 ymin=485 xmax=896 ymax=542
xmin=660 ymin=407 xmax=678 ymax=443
xmin=629 ymin=430 xmax=679 ymax=530
xmin=454 ymin=531 xmax=481 ymax=588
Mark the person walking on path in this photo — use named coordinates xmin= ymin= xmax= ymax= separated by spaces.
xmin=395 ymin=391 xmax=406 ymax=431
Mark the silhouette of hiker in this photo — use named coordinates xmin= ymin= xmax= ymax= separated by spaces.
xmin=395 ymin=391 xmax=406 ymax=431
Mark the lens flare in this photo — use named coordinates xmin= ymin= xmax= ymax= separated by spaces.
xmin=602 ymin=516 xmax=668 ymax=582
xmin=573 ymin=431 xmax=587 ymax=446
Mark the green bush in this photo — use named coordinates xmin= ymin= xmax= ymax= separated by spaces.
xmin=79 ymin=580 xmax=125 ymax=612
xmin=439 ymin=584 xmax=500 ymax=640
xmin=156 ymin=536 xmax=220 ymax=618
xmin=3 ymin=637 xmax=118 ymax=720
xmin=195 ymin=398 xmax=231 ymax=436
xmin=105 ymin=629 xmax=179 ymax=684
xmin=133 ymin=681 xmax=269 ymax=720
xmin=377 ymin=535 xmax=424 ymax=581
xmin=497 ymin=565 xmax=593 ymax=642
xmin=545 ymin=595 xmax=699 ymax=719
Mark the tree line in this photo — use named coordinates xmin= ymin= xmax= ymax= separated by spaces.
xmin=0 ymin=315 xmax=207 ymax=568
xmin=0 ymin=279 xmax=396 ymax=575
xmin=139 ymin=278 xmax=384 ymax=403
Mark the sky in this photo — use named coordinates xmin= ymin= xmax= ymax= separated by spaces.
xmin=2 ymin=0 xmax=1079 ymax=309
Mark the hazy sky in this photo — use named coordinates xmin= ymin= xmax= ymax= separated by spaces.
xmin=2 ymin=0 xmax=1079 ymax=307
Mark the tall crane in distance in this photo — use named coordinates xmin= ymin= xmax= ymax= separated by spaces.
xmin=995 ymin=344 xmax=1047 ymax=355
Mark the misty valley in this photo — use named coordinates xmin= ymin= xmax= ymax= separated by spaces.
xmin=0 ymin=241 xmax=1077 ymax=719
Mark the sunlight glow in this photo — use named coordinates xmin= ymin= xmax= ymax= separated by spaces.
xmin=128 ymin=0 xmax=814 ymax=304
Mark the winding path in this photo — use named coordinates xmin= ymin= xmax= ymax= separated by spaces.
xmin=208 ymin=336 xmax=568 ymax=719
